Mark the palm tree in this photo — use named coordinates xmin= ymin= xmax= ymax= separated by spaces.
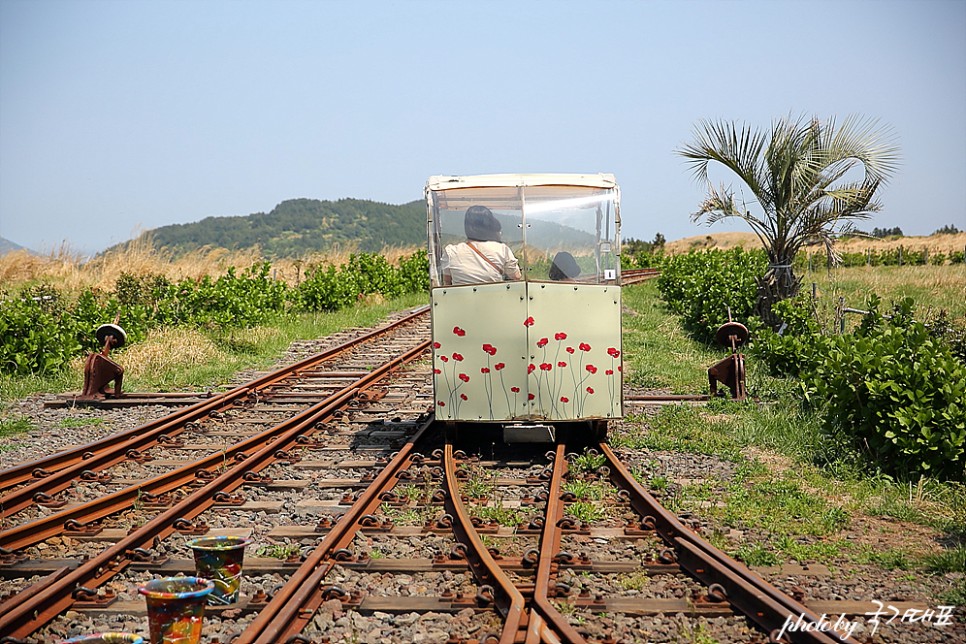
xmin=678 ymin=114 xmax=900 ymax=323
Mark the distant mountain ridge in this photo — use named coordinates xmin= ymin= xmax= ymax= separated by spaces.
xmin=0 ymin=236 xmax=27 ymax=256
xmin=120 ymin=198 xmax=426 ymax=258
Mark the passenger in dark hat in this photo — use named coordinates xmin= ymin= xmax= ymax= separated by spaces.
xmin=549 ymin=251 xmax=581 ymax=281
xmin=441 ymin=206 xmax=522 ymax=285
xmin=464 ymin=205 xmax=504 ymax=242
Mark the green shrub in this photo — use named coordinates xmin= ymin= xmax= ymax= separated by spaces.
xmin=749 ymin=296 xmax=824 ymax=378
xmin=0 ymin=285 xmax=83 ymax=375
xmin=398 ymin=250 xmax=430 ymax=294
xmin=296 ymin=263 xmax=362 ymax=312
xmin=807 ymin=297 xmax=966 ymax=481
xmin=2 ymin=252 xmax=429 ymax=377
xmin=621 ymin=250 xmax=665 ymax=269
xmin=656 ymin=248 xmax=766 ymax=341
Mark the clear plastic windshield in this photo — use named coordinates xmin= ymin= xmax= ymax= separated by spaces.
xmin=428 ymin=184 xmax=620 ymax=287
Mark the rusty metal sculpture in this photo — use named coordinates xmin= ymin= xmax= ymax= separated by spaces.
xmin=707 ymin=315 xmax=748 ymax=401
xmin=80 ymin=322 xmax=126 ymax=400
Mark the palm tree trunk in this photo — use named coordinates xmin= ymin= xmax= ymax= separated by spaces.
xmin=755 ymin=260 xmax=801 ymax=327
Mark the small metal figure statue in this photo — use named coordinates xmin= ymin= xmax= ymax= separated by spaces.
xmin=80 ymin=321 xmax=127 ymax=399
xmin=708 ymin=311 xmax=749 ymax=401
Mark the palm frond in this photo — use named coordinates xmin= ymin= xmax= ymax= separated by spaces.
xmin=678 ymin=113 xmax=898 ymax=287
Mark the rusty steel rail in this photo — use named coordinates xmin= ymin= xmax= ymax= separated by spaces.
xmin=0 ymin=339 xmax=431 ymax=640
xmin=0 ymin=387 xmax=374 ymax=552
xmin=525 ymin=442 xmax=586 ymax=644
xmin=443 ymin=443 xmax=529 ymax=644
xmin=0 ymin=305 xmax=429 ymax=497
xmin=237 ymin=417 xmax=435 ymax=644
xmin=598 ymin=442 xmax=857 ymax=644
xmin=621 ymin=268 xmax=661 ymax=285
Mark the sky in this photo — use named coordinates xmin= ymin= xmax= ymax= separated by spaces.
xmin=1 ymin=0 xmax=964 ymax=256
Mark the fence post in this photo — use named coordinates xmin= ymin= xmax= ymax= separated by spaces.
xmin=838 ymin=296 xmax=845 ymax=335
xmin=867 ymin=248 xmax=871 ymax=266
xmin=899 ymin=245 xmax=903 ymax=266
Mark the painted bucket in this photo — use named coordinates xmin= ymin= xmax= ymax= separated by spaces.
xmin=186 ymin=535 xmax=251 ymax=604
xmin=138 ymin=576 xmax=214 ymax=644
xmin=62 ymin=635 xmax=145 ymax=644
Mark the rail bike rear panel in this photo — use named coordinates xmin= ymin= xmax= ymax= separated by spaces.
xmin=426 ymin=174 xmax=623 ymax=439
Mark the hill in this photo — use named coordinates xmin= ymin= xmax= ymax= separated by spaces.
xmin=0 ymin=236 xmax=27 ymax=256
xmin=119 ymin=198 xmax=426 ymax=258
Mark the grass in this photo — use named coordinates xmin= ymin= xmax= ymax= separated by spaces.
xmin=621 ymin=282 xmax=723 ymax=393
xmin=801 ymin=263 xmax=966 ymax=331
xmin=0 ymin=236 xmax=423 ymax=294
xmin=569 ymin=450 xmax=607 ymax=474
xmin=616 ymin=570 xmax=649 ymax=591
xmin=612 ymin=404 xmax=745 ymax=461
xmin=461 ymin=465 xmax=493 ymax=499
xmin=254 ymin=543 xmax=302 ymax=560
xmin=720 ymin=469 xmax=850 ymax=537
xmin=475 ymin=503 xmax=526 ymax=527
xmin=0 ymin=416 xmax=33 ymax=448
xmin=57 ymin=417 xmax=104 ymax=429
xmin=0 ymin=291 xmax=428 ymax=450
xmin=567 ymin=500 xmax=608 ymax=523
xmin=562 ymin=479 xmax=607 ymax=501
xmin=378 ymin=502 xmax=434 ymax=526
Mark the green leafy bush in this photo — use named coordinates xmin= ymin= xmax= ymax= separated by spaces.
xmin=398 ymin=250 xmax=430 ymax=294
xmin=806 ymin=298 xmax=966 ymax=480
xmin=621 ymin=250 xmax=665 ymax=269
xmin=749 ymin=296 xmax=824 ymax=378
xmin=3 ymin=252 xmax=430 ymax=377
xmin=656 ymin=248 xmax=767 ymax=341
xmin=0 ymin=285 xmax=83 ymax=375
xmin=296 ymin=263 xmax=364 ymax=312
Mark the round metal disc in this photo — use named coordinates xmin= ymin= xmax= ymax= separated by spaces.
xmin=715 ymin=321 xmax=749 ymax=348
xmin=95 ymin=323 xmax=127 ymax=349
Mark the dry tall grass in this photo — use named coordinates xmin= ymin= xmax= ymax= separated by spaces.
xmin=665 ymin=231 xmax=966 ymax=256
xmin=0 ymin=237 xmax=423 ymax=293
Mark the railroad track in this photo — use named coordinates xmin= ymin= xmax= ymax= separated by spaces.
xmin=0 ymin=304 xmax=859 ymax=643
xmin=620 ymin=268 xmax=661 ymax=285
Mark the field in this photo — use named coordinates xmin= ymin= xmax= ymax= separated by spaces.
xmin=665 ymin=230 xmax=966 ymax=258
xmin=0 ymin=236 xmax=422 ymax=294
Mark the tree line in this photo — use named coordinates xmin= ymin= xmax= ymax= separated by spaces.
xmin=109 ymin=198 xmax=426 ymax=259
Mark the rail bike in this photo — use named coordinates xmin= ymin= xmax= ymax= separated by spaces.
xmin=426 ymin=173 xmax=623 ymax=441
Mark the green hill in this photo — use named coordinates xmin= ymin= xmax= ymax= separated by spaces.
xmin=124 ymin=198 xmax=426 ymax=258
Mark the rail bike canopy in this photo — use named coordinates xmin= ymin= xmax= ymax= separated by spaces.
xmin=426 ymin=173 xmax=621 ymax=287
xmin=426 ymin=174 xmax=624 ymax=425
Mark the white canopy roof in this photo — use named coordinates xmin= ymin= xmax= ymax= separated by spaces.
xmin=426 ymin=173 xmax=617 ymax=192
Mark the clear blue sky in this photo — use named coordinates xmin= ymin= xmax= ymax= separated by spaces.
xmin=1 ymin=0 xmax=964 ymax=255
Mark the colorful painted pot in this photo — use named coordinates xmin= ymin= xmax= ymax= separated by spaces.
xmin=186 ymin=535 xmax=251 ymax=604
xmin=62 ymin=635 xmax=145 ymax=644
xmin=138 ymin=576 xmax=214 ymax=644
